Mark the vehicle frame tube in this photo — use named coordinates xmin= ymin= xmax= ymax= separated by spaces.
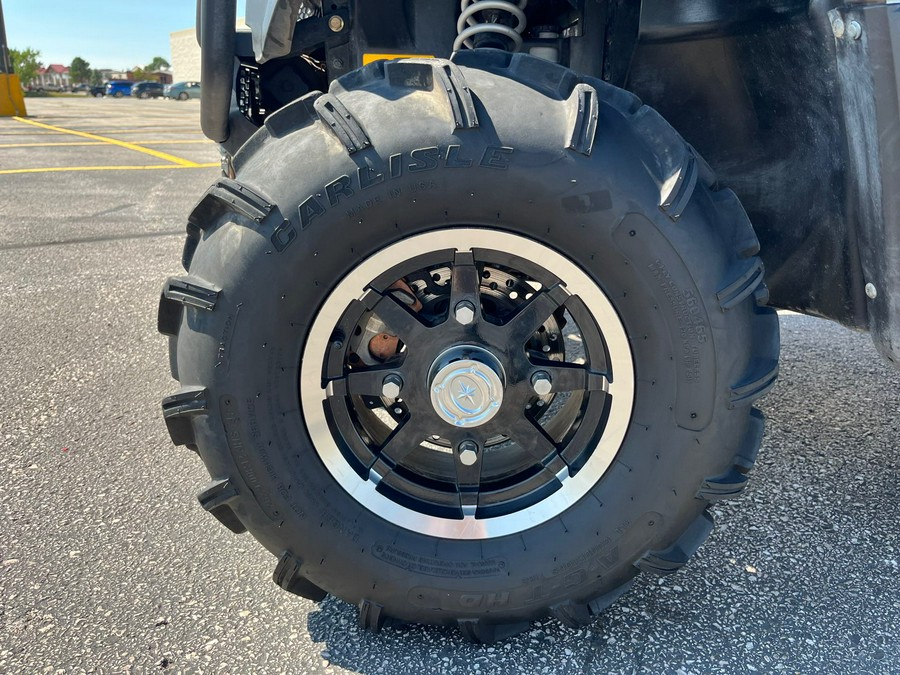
xmin=199 ymin=0 xmax=236 ymax=143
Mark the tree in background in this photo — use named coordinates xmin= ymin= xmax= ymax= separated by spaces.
xmin=9 ymin=48 xmax=42 ymax=87
xmin=131 ymin=66 xmax=147 ymax=82
xmin=69 ymin=57 xmax=91 ymax=84
xmin=90 ymin=69 xmax=103 ymax=86
xmin=147 ymin=56 xmax=170 ymax=71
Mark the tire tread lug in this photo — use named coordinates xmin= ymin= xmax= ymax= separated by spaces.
xmin=273 ymin=552 xmax=328 ymax=602
xmin=313 ymin=93 xmax=371 ymax=154
xmin=566 ymin=83 xmax=599 ymax=156
xmin=635 ymin=510 xmax=714 ymax=575
xmin=457 ymin=618 xmax=530 ymax=645
xmin=358 ymin=599 xmax=386 ymax=633
xmin=161 ymin=386 xmax=208 ymax=449
xmin=197 ymin=478 xmax=247 ymax=534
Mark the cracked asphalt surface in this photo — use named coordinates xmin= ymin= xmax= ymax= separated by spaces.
xmin=1 ymin=99 xmax=898 ymax=674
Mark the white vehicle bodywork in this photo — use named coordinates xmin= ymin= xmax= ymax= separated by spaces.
xmin=245 ymin=0 xmax=319 ymax=63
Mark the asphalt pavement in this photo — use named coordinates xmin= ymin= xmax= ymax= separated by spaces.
xmin=0 ymin=98 xmax=898 ymax=674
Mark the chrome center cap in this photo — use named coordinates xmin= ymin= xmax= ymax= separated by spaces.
xmin=430 ymin=349 xmax=504 ymax=428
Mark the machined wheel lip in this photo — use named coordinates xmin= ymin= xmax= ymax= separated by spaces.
xmin=300 ymin=228 xmax=635 ymax=539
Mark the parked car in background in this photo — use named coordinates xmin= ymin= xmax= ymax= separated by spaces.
xmin=132 ymin=81 xmax=166 ymax=99
xmin=72 ymin=83 xmax=91 ymax=94
xmin=105 ymin=80 xmax=134 ymax=98
xmin=89 ymin=85 xmax=105 ymax=98
xmin=164 ymin=81 xmax=201 ymax=100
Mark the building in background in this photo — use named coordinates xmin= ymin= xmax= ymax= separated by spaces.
xmin=150 ymin=69 xmax=174 ymax=85
xmin=33 ymin=64 xmax=70 ymax=90
xmin=106 ymin=70 xmax=134 ymax=81
xmin=170 ymin=18 xmax=247 ymax=84
xmin=170 ymin=28 xmax=200 ymax=83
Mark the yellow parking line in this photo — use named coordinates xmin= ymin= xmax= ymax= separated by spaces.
xmin=133 ymin=140 xmax=213 ymax=145
xmin=78 ymin=128 xmax=201 ymax=133
xmin=0 ymin=163 xmax=219 ymax=175
xmin=105 ymin=130 xmax=208 ymax=135
xmin=0 ymin=131 xmax=67 ymax=136
xmin=12 ymin=117 xmax=202 ymax=167
xmin=0 ymin=140 xmax=212 ymax=149
xmin=0 ymin=141 xmax=108 ymax=148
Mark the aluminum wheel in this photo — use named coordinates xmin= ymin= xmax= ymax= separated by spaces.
xmin=301 ymin=229 xmax=635 ymax=539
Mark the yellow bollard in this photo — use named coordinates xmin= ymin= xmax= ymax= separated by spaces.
xmin=0 ymin=73 xmax=27 ymax=116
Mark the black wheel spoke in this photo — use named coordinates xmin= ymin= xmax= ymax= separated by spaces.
xmin=503 ymin=415 xmax=559 ymax=467
xmin=459 ymin=488 xmax=480 ymax=517
xmin=378 ymin=418 xmax=424 ymax=466
xmin=529 ymin=359 xmax=609 ymax=393
xmin=448 ymin=251 xmax=482 ymax=317
xmin=503 ymin=285 xmax=570 ymax=346
xmin=453 ymin=455 xmax=483 ymax=517
xmin=335 ymin=366 xmax=405 ymax=398
xmin=368 ymin=293 xmax=429 ymax=345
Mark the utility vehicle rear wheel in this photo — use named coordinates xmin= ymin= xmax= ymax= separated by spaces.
xmin=159 ymin=52 xmax=778 ymax=642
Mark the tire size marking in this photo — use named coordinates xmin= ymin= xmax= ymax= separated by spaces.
xmin=271 ymin=145 xmax=516 ymax=251
xmin=409 ymin=587 xmax=512 ymax=611
xmin=221 ymin=396 xmax=283 ymax=524
xmin=523 ymin=514 xmax=658 ymax=605
xmin=372 ymin=543 xmax=505 ymax=578
xmin=405 ymin=516 xmax=659 ymax=612
xmin=614 ymin=215 xmax=714 ymax=431
xmin=522 ymin=551 xmax=615 ymax=604
xmin=215 ymin=309 xmax=239 ymax=372
xmin=648 ymin=259 xmax=708 ymax=384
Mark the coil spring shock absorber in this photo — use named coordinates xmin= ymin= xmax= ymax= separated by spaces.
xmin=453 ymin=0 xmax=529 ymax=52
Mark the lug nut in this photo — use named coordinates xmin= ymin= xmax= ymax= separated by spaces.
xmin=382 ymin=374 xmax=403 ymax=399
xmin=458 ymin=441 xmax=479 ymax=466
xmin=328 ymin=15 xmax=345 ymax=32
xmin=847 ymin=20 xmax=862 ymax=40
xmin=454 ymin=301 xmax=476 ymax=325
xmin=531 ymin=371 xmax=552 ymax=396
xmin=831 ymin=16 xmax=845 ymax=39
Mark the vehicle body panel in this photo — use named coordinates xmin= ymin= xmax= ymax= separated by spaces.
xmin=628 ymin=1 xmax=900 ymax=365
xmin=166 ymin=81 xmax=202 ymax=99
xmin=105 ymin=80 xmax=133 ymax=96
xmin=132 ymin=81 xmax=166 ymax=98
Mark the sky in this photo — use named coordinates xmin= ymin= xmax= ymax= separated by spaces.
xmin=3 ymin=0 xmax=247 ymax=70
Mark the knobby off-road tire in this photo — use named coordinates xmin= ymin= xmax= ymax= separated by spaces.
xmin=158 ymin=51 xmax=778 ymax=643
